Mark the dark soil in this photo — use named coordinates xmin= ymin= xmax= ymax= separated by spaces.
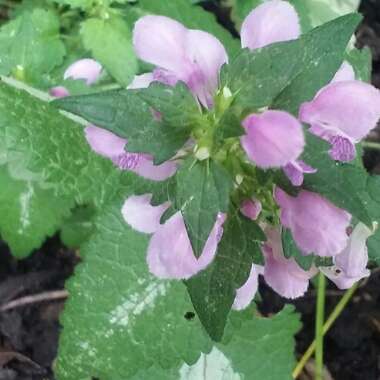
xmin=0 ymin=1 xmax=380 ymax=379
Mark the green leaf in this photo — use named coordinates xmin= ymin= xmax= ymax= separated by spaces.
xmin=175 ymin=159 xmax=233 ymax=258
xmin=56 ymin=196 xmax=299 ymax=379
xmin=301 ymin=0 xmax=360 ymax=30
xmin=137 ymin=82 xmax=200 ymax=127
xmin=273 ymin=13 xmax=362 ymax=114
xmin=215 ymin=110 xmax=245 ymax=140
xmin=127 ymin=0 xmax=240 ymax=58
xmin=223 ymin=41 xmax=305 ymax=110
xmin=301 ymin=133 xmax=372 ymax=227
xmin=60 ymin=205 xmax=96 ymax=249
xmin=54 ymin=83 xmax=197 ymax=164
xmin=0 ymin=166 xmax=72 ymax=258
xmin=346 ymin=47 xmax=372 ymax=83
xmin=56 ymin=196 xmax=212 ymax=380
xmin=50 ymin=0 xmax=94 ymax=9
xmin=0 ymin=80 xmax=124 ymax=257
xmin=0 ymin=8 xmax=65 ymax=83
xmin=281 ymin=228 xmax=314 ymax=270
xmin=81 ymin=16 xmax=138 ymax=86
xmin=365 ymin=175 xmax=380 ymax=264
xmin=185 ymin=211 xmax=265 ymax=341
xmin=368 ymin=230 xmax=380 ymax=265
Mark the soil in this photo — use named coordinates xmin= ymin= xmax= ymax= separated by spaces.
xmin=0 ymin=1 xmax=380 ymax=379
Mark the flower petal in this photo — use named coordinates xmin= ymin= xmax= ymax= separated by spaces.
xmin=335 ymin=223 xmax=372 ymax=278
xmin=331 ymin=61 xmax=355 ymax=83
xmin=233 ymin=264 xmax=264 ymax=310
xmin=328 ymin=135 xmax=356 ymax=162
xmin=262 ymin=228 xmax=315 ymax=299
xmin=320 ymin=266 xmax=369 ymax=289
xmin=121 ymin=194 xmax=170 ymax=234
xmin=300 ymin=81 xmax=380 ymax=144
xmin=241 ymin=0 xmax=301 ymax=50
xmin=152 ymin=68 xmax=179 ymax=87
xmin=85 ymin=125 xmax=126 ymax=158
xmin=127 ymin=73 xmax=154 ymax=89
xmin=283 ymin=160 xmax=317 ymax=186
xmin=64 ymin=59 xmax=102 ymax=85
xmin=241 ymin=110 xmax=305 ymax=168
xmin=49 ymin=86 xmax=70 ymax=98
xmin=133 ymin=156 xmax=177 ymax=181
xmin=133 ymin=15 xmax=188 ymax=75
xmin=275 ymin=188 xmax=352 ymax=256
xmin=147 ymin=212 xmax=225 ymax=279
xmin=240 ymin=198 xmax=262 ymax=220
xmin=185 ymin=29 xmax=228 ymax=107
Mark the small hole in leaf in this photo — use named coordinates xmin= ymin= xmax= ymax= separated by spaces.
xmin=184 ymin=311 xmax=195 ymax=321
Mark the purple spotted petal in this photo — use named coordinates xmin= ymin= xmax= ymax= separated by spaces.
xmin=241 ymin=0 xmax=301 ymax=50
xmin=49 ymin=86 xmax=70 ymax=98
xmin=275 ymin=188 xmax=351 ymax=256
xmin=240 ymin=198 xmax=262 ymax=220
xmin=283 ymin=160 xmax=317 ymax=186
xmin=122 ymin=194 xmax=170 ymax=234
xmin=64 ymin=59 xmax=102 ymax=85
xmin=233 ymin=264 xmax=264 ymax=310
xmin=262 ymin=228 xmax=316 ymax=299
xmin=328 ymin=135 xmax=356 ymax=162
xmin=85 ymin=126 xmax=176 ymax=181
xmin=147 ymin=212 xmax=226 ymax=279
xmin=300 ymin=81 xmax=380 ymax=149
xmin=241 ymin=110 xmax=305 ymax=168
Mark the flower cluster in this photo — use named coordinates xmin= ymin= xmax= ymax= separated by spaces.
xmin=53 ymin=0 xmax=380 ymax=307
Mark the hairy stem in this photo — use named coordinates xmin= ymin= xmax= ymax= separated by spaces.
xmin=362 ymin=141 xmax=380 ymax=150
xmin=293 ymin=282 xmax=359 ymax=378
xmin=315 ymin=273 xmax=326 ymax=380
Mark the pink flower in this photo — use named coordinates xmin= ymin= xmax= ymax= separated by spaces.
xmin=233 ymin=227 xmax=317 ymax=307
xmin=262 ymin=228 xmax=317 ymax=299
xmin=275 ymin=187 xmax=352 ymax=256
xmin=50 ymin=59 xmax=175 ymax=181
xmin=133 ymin=15 xmax=228 ymax=108
xmin=85 ymin=126 xmax=177 ymax=181
xmin=64 ymin=58 xmax=103 ymax=85
xmin=233 ymin=264 xmax=264 ymax=310
xmin=122 ymin=195 xmax=226 ymax=279
xmin=320 ymin=223 xmax=372 ymax=289
xmin=283 ymin=160 xmax=317 ymax=187
xmin=241 ymin=0 xmax=301 ymax=50
xmin=50 ymin=59 xmax=103 ymax=98
xmin=300 ymin=63 xmax=380 ymax=162
xmin=241 ymin=110 xmax=305 ymax=169
xmin=49 ymin=86 xmax=70 ymax=98
xmin=240 ymin=198 xmax=262 ymax=220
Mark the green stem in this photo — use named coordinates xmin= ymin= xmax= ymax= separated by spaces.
xmin=315 ymin=273 xmax=326 ymax=380
xmin=293 ymin=282 xmax=359 ymax=379
xmin=362 ymin=141 xmax=380 ymax=150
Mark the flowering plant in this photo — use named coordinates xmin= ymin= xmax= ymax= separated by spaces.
xmin=0 ymin=0 xmax=379 ymax=379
